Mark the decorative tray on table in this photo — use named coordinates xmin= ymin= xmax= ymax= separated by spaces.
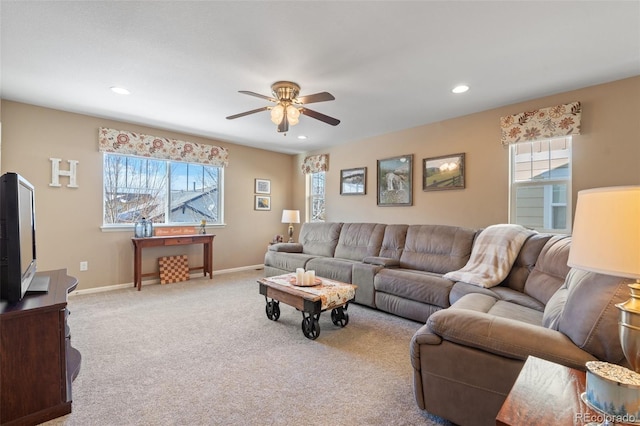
xmin=290 ymin=277 xmax=321 ymax=287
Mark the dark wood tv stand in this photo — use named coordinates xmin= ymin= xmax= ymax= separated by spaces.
xmin=0 ymin=269 xmax=80 ymax=426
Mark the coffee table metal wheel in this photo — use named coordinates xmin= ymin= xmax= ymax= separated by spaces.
xmin=301 ymin=314 xmax=321 ymax=340
xmin=265 ymin=300 xmax=280 ymax=321
xmin=331 ymin=306 xmax=349 ymax=327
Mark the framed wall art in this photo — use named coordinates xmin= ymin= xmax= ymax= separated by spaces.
xmin=377 ymin=154 xmax=413 ymax=206
xmin=255 ymin=178 xmax=271 ymax=194
xmin=255 ymin=195 xmax=271 ymax=210
xmin=340 ymin=167 xmax=367 ymax=195
xmin=423 ymin=153 xmax=465 ymax=191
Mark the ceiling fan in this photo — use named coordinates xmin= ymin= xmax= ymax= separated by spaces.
xmin=226 ymin=81 xmax=340 ymax=133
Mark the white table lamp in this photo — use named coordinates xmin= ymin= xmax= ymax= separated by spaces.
xmin=567 ymin=186 xmax=640 ymax=371
xmin=281 ymin=209 xmax=300 ymax=243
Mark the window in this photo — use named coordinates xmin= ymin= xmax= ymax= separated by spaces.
xmin=308 ymin=172 xmax=325 ymax=222
xmin=509 ymin=137 xmax=572 ymax=233
xmin=103 ymin=153 xmax=223 ymax=225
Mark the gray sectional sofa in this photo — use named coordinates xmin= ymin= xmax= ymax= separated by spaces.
xmin=264 ymin=222 xmax=632 ymax=426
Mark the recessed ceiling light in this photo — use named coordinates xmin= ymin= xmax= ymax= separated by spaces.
xmin=297 ymin=135 xmax=307 ymax=140
xmin=452 ymin=85 xmax=469 ymax=94
xmin=110 ymin=86 xmax=131 ymax=95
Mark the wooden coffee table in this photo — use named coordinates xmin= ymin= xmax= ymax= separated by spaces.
xmin=258 ymin=273 xmax=357 ymax=340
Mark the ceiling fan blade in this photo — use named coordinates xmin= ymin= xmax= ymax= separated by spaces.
xmin=226 ymin=106 xmax=270 ymax=120
xmin=295 ymin=92 xmax=335 ymax=105
xmin=239 ymin=90 xmax=277 ymax=103
xmin=300 ymin=108 xmax=340 ymax=126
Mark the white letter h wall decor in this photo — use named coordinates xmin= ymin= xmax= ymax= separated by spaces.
xmin=49 ymin=158 xmax=79 ymax=188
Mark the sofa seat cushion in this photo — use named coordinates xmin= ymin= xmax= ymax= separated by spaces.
xmin=450 ymin=282 xmax=501 ymax=305
xmin=491 ymin=288 xmax=545 ymax=312
xmin=450 ymin=293 xmax=543 ymax=326
xmin=374 ymin=268 xmax=454 ymax=308
xmin=450 ymin=282 xmax=545 ymax=312
xmin=305 ymin=257 xmax=355 ymax=283
xmin=264 ymin=251 xmax=317 ymax=272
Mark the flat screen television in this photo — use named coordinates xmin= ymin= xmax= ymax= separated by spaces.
xmin=0 ymin=172 xmax=48 ymax=304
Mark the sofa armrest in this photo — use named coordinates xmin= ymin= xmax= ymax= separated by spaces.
xmin=409 ymin=323 xmax=442 ymax=371
xmin=426 ymin=308 xmax=596 ymax=370
xmin=363 ymin=256 xmax=400 ymax=267
xmin=268 ymin=243 xmax=303 ymax=253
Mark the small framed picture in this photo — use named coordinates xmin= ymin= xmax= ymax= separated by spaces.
xmin=423 ymin=153 xmax=465 ymax=191
xmin=377 ymin=154 xmax=413 ymax=206
xmin=255 ymin=195 xmax=271 ymax=210
xmin=340 ymin=167 xmax=367 ymax=195
xmin=255 ymin=178 xmax=271 ymax=194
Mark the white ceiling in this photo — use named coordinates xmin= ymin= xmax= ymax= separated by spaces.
xmin=1 ymin=1 xmax=639 ymax=155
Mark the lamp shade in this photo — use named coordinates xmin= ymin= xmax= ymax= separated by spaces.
xmin=270 ymin=104 xmax=284 ymax=124
xmin=567 ymin=186 xmax=640 ymax=279
xmin=286 ymin=105 xmax=300 ymax=126
xmin=281 ymin=209 xmax=300 ymax=224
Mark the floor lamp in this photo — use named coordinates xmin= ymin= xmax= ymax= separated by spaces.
xmin=281 ymin=210 xmax=300 ymax=243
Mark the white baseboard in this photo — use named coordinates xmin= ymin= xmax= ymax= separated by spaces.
xmin=69 ymin=264 xmax=265 ymax=296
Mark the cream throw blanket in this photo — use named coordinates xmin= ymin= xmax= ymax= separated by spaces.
xmin=443 ymin=224 xmax=535 ymax=288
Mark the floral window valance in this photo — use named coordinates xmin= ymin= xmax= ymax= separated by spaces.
xmin=500 ymin=101 xmax=582 ymax=146
xmin=98 ymin=127 xmax=229 ymax=167
xmin=301 ymin=154 xmax=329 ymax=174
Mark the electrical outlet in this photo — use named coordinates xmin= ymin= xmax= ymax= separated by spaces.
xmin=80 ymin=261 xmax=88 ymax=271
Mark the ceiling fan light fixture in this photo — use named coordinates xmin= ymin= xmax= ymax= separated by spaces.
xmin=228 ymin=80 xmax=340 ymax=132
xmin=286 ymin=105 xmax=300 ymax=126
xmin=270 ymin=104 xmax=285 ymax=124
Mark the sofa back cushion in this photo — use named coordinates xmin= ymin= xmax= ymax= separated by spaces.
xmin=299 ymin=222 xmax=343 ymax=257
xmin=523 ymin=235 xmax=572 ymax=305
xmin=334 ymin=223 xmax=386 ymax=261
xmin=502 ymin=233 xmax=553 ymax=292
xmin=543 ymin=268 xmax=630 ymax=364
xmin=399 ymin=225 xmax=477 ymax=274
xmin=378 ymin=224 xmax=409 ymax=259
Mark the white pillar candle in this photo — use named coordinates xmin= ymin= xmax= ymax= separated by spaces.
xmin=296 ymin=268 xmax=305 ymax=285
xmin=307 ymin=270 xmax=315 ymax=285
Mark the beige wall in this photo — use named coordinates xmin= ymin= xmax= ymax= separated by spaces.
xmin=295 ymin=76 xmax=640 ymax=227
xmin=1 ymin=76 xmax=638 ymax=290
xmin=0 ymin=101 xmax=295 ymax=290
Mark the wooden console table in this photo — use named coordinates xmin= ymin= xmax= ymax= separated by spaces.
xmin=1 ymin=269 xmax=80 ymax=426
xmin=496 ymin=356 xmax=597 ymax=425
xmin=132 ymin=234 xmax=215 ymax=291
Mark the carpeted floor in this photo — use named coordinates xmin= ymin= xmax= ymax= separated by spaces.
xmin=42 ymin=270 xmax=453 ymax=426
